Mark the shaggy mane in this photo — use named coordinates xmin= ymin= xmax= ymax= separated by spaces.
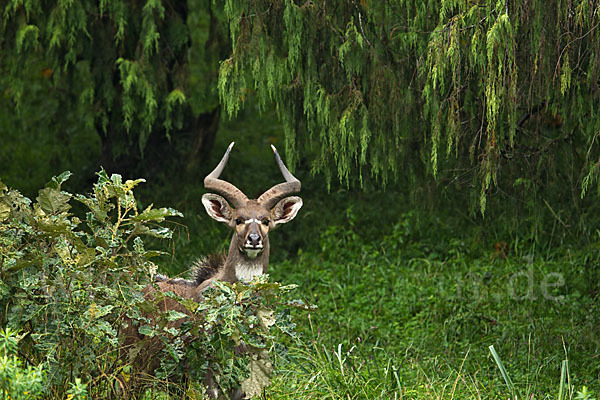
xmin=192 ymin=253 xmax=226 ymax=285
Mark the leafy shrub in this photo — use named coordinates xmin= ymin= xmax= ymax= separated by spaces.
xmin=0 ymin=327 xmax=46 ymax=400
xmin=0 ymin=171 xmax=301 ymax=398
xmin=145 ymin=277 xmax=301 ymax=398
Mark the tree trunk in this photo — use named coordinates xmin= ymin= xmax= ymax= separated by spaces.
xmin=186 ymin=107 xmax=221 ymax=172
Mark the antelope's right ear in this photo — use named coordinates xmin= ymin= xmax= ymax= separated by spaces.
xmin=202 ymin=194 xmax=233 ymax=224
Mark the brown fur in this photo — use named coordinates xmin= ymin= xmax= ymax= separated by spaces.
xmin=193 ymin=253 xmax=227 ymax=284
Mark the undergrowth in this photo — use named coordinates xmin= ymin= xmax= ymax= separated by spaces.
xmin=1 ymin=136 xmax=599 ymax=398
xmin=0 ymin=172 xmax=302 ymax=399
xmin=264 ymin=211 xmax=600 ymax=399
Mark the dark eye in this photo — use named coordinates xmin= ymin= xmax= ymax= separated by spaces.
xmin=262 ymin=219 xmax=270 ymax=226
xmin=235 ymin=218 xmax=243 ymax=225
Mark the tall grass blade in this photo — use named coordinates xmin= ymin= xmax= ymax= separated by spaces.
xmin=392 ymin=364 xmax=401 ymax=392
xmin=489 ymin=345 xmax=515 ymax=397
xmin=334 ymin=343 xmax=345 ymax=375
xmin=558 ymin=359 xmax=568 ymax=400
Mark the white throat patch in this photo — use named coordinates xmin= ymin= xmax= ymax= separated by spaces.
xmin=236 ymin=262 xmax=263 ymax=281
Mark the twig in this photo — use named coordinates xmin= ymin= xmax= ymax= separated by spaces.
xmin=554 ymin=20 xmax=600 ymax=79
xmin=517 ymin=101 xmax=547 ymax=128
xmin=351 ymin=0 xmax=372 ymax=47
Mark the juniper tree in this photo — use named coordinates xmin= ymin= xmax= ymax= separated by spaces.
xmin=3 ymin=0 xmax=600 ymax=214
xmin=1 ymin=0 xmax=228 ymax=176
xmin=218 ymin=0 xmax=600 ymax=212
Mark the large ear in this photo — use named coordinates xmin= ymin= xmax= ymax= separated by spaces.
xmin=271 ymin=196 xmax=303 ymax=227
xmin=202 ymin=193 xmax=233 ymax=224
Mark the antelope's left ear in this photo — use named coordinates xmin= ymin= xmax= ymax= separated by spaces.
xmin=271 ymin=196 xmax=303 ymax=228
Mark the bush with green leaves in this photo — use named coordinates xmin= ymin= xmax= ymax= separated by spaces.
xmin=0 ymin=327 xmax=46 ymax=400
xmin=134 ymin=277 xmax=303 ymax=398
xmin=0 ymin=171 xmax=302 ymax=398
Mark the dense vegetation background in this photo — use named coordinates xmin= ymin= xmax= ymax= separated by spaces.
xmin=1 ymin=0 xmax=599 ymax=399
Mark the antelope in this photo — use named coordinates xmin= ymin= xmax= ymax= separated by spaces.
xmin=125 ymin=142 xmax=302 ymax=398
xmin=153 ymin=141 xmax=302 ymax=298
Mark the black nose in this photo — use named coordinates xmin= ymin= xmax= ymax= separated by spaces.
xmin=248 ymin=233 xmax=261 ymax=246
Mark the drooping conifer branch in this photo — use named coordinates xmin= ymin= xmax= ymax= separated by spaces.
xmin=218 ymin=0 xmax=600 ymax=212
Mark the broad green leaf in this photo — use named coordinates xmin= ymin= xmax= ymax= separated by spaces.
xmin=3 ymin=257 xmax=38 ymax=272
xmin=76 ymin=248 xmax=96 ymax=266
xmin=75 ymin=195 xmax=108 ymax=221
xmin=165 ymin=310 xmax=188 ymax=321
xmin=163 ymin=326 xmax=179 ymax=336
xmin=180 ymin=298 xmax=200 ymax=313
xmin=35 ymin=219 xmax=70 ymax=234
xmin=46 ymin=171 xmax=72 ymax=190
xmin=133 ymin=225 xmax=174 ymax=238
xmin=138 ymin=325 xmax=156 ymax=337
xmin=36 ymin=187 xmax=71 ymax=214
xmin=144 ymin=250 xmax=168 ymax=258
xmin=0 ymin=202 xmax=10 ymax=221
xmin=130 ymin=206 xmax=183 ymax=222
xmin=123 ymin=178 xmax=146 ymax=191
xmin=85 ymin=303 xmax=115 ymax=319
xmin=137 ymin=300 xmax=159 ymax=314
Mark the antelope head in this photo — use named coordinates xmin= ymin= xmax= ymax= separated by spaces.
xmin=201 ymin=142 xmax=302 ymax=279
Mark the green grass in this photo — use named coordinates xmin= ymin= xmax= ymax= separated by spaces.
xmin=255 ymin=212 xmax=600 ymax=399
xmin=73 ymin=143 xmax=600 ymax=399
xmin=141 ymin=174 xmax=600 ymax=399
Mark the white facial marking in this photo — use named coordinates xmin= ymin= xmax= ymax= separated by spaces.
xmin=244 ymin=218 xmax=261 ymax=224
xmin=236 ymin=262 xmax=263 ymax=281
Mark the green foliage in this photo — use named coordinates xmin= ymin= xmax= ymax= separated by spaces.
xmin=0 ymin=170 xmax=174 ymax=396
xmin=576 ymin=386 xmax=597 ymax=400
xmin=218 ymin=0 xmax=600 ymax=212
xmin=127 ymin=275 xmax=304 ymax=398
xmin=0 ymin=328 xmax=46 ymax=400
xmin=186 ymin=277 xmax=304 ymax=397
xmin=0 ymin=172 xmax=302 ymax=398
xmin=268 ymin=211 xmax=600 ymax=398
xmin=0 ymin=0 xmax=227 ymax=170
xmin=3 ymin=0 xmax=600 ymax=221
xmin=66 ymin=378 xmax=89 ymax=400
